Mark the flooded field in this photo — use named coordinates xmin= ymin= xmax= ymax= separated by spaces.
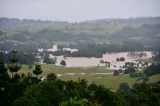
xmin=50 ymin=51 xmax=153 ymax=69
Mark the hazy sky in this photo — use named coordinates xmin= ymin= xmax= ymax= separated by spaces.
xmin=0 ymin=0 xmax=160 ymax=22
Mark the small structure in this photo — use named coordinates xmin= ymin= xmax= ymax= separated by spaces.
xmin=47 ymin=45 xmax=58 ymax=52
xmin=62 ymin=48 xmax=79 ymax=53
xmin=37 ymin=48 xmax=44 ymax=52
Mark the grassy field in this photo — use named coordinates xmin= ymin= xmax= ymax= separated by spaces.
xmin=18 ymin=64 xmax=160 ymax=89
xmin=19 ymin=64 xmax=114 ymax=75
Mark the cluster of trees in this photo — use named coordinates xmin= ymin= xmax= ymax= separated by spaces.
xmin=116 ymin=57 xmax=125 ymax=61
xmin=113 ymin=61 xmax=151 ymax=83
xmin=0 ymin=51 xmax=35 ymax=65
xmin=69 ymin=42 xmax=147 ymax=58
xmin=144 ymin=63 xmax=160 ymax=76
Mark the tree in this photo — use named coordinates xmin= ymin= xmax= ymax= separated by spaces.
xmin=116 ymin=58 xmax=120 ymax=61
xmin=47 ymin=73 xmax=57 ymax=80
xmin=0 ymin=58 xmax=10 ymax=91
xmin=60 ymin=97 xmax=100 ymax=106
xmin=0 ymin=58 xmax=7 ymax=75
xmin=87 ymin=85 xmax=128 ymax=106
xmin=60 ymin=60 xmax=66 ymax=66
xmin=144 ymin=63 xmax=160 ymax=76
xmin=33 ymin=64 xmax=42 ymax=76
xmin=7 ymin=50 xmax=21 ymax=78
xmin=120 ymin=57 xmax=125 ymax=61
xmin=119 ymin=83 xmax=130 ymax=92
xmin=44 ymin=57 xmax=54 ymax=64
xmin=128 ymin=83 xmax=160 ymax=106
xmin=100 ymin=59 xmax=104 ymax=64
xmin=113 ymin=70 xmax=119 ymax=76
xmin=13 ymin=85 xmax=50 ymax=106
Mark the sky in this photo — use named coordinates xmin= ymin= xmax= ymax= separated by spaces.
xmin=0 ymin=0 xmax=160 ymax=22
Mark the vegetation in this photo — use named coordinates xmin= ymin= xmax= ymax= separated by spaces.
xmin=0 ymin=52 xmax=160 ymax=106
xmin=60 ymin=60 xmax=66 ymax=66
xmin=0 ymin=17 xmax=160 ymax=58
xmin=7 ymin=50 xmax=21 ymax=78
xmin=144 ymin=63 xmax=160 ymax=76
xmin=16 ymin=64 xmax=159 ymax=89
xmin=33 ymin=64 xmax=43 ymax=76
xmin=0 ymin=17 xmax=160 ymax=105
xmin=113 ymin=70 xmax=119 ymax=76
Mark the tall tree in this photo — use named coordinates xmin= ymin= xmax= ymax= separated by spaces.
xmin=7 ymin=50 xmax=21 ymax=78
xmin=33 ymin=64 xmax=43 ymax=76
xmin=0 ymin=58 xmax=7 ymax=75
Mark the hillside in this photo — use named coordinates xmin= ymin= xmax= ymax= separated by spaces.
xmin=0 ymin=17 xmax=160 ymax=56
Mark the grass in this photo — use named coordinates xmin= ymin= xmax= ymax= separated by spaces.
xmin=60 ymin=74 xmax=160 ymax=89
xmin=18 ymin=64 xmax=160 ymax=89
xmin=19 ymin=64 xmax=114 ymax=75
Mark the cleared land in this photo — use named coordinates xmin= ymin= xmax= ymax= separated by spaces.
xmin=18 ymin=64 xmax=160 ymax=89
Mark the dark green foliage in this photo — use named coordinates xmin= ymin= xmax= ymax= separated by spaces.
xmin=129 ymin=72 xmax=143 ymax=78
xmin=0 ymin=58 xmax=10 ymax=93
xmin=60 ymin=60 xmax=66 ymax=66
xmin=128 ymin=83 xmax=160 ymax=106
xmin=33 ymin=64 xmax=43 ymax=76
xmin=13 ymin=85 xmax=51 ymax=106
xmin=47 ymin=73 xmax=57 ymax=80
xmin=0 ymin=58 xmax=7 ymax=74
xmin=87 ymin=84 xmax=128 ymax=106
xmin=7 ymin=50 xmax=21 ymax=78
xmin=113 ymin=70 xmax=119 ymax=76
xmin=144 ymin=63 xmax=160 ymax=76
xmin=7 ymin=64 xmax=21 ymax=73
xmin=44 ymin=57 xmax=55 ymax=64
xmin=0 ymin=59 xmax=11 ymax=106
xmin=0 ymin=56 xmax=160 ymax=106
xmin=119 ymin=83 xmax=130 ymax=92
xmin=124 ymin=66 xmax=136 ymax=74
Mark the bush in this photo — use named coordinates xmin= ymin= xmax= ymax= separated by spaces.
xmin=113 ymin=70 xmax=119 ymax=76
xmin=60 ymin=60 xmax=66 ymax=66
xmin=144 ymin=63 xmax=160 ymax=76
xmin=116 ymin=58 xmax=120 ymax=61
xmin=120 ymin=57 xmax=125 ymax=61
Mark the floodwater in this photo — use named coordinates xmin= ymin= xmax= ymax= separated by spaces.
xmin=50 ymin=51 xmax=153 ymax=69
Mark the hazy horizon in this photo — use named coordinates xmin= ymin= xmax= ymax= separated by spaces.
xmin=0 ymin=0 xmax=160 ymax=22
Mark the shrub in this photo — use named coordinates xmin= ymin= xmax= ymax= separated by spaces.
xmin=113 ymin=70 xmax=119 ymax=76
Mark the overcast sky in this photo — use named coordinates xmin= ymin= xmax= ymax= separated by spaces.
xmin=0 ymin=0 xmax=160 ymax=22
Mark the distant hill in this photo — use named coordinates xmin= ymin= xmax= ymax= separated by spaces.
xmin=1 ymin=17 xmax=160 ymax=33
xmin=0 ymin=17 xmax=160 ymax=53
xmin=85 ymin=17 xmax=160 ymax=25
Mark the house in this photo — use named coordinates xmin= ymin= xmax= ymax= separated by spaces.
xmin=47 ymin=45 xmax=58 ymax=52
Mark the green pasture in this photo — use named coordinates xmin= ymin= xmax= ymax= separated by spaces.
xmin=18 ymin=64 xmax=160 ymax=89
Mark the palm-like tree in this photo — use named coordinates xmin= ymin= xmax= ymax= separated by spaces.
xmin=33 ymin=64 xmax=43 ymax=77
xmin=7 ymin=50 xmax=21 ymax=78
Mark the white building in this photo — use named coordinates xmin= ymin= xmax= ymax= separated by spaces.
xmin=62 ymin=48 xmax=79 ymax=53
xmin=37 ymin=48 xmax=44 ymax=52
xmin=47 ymin=45 xmax=58 ymax=52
